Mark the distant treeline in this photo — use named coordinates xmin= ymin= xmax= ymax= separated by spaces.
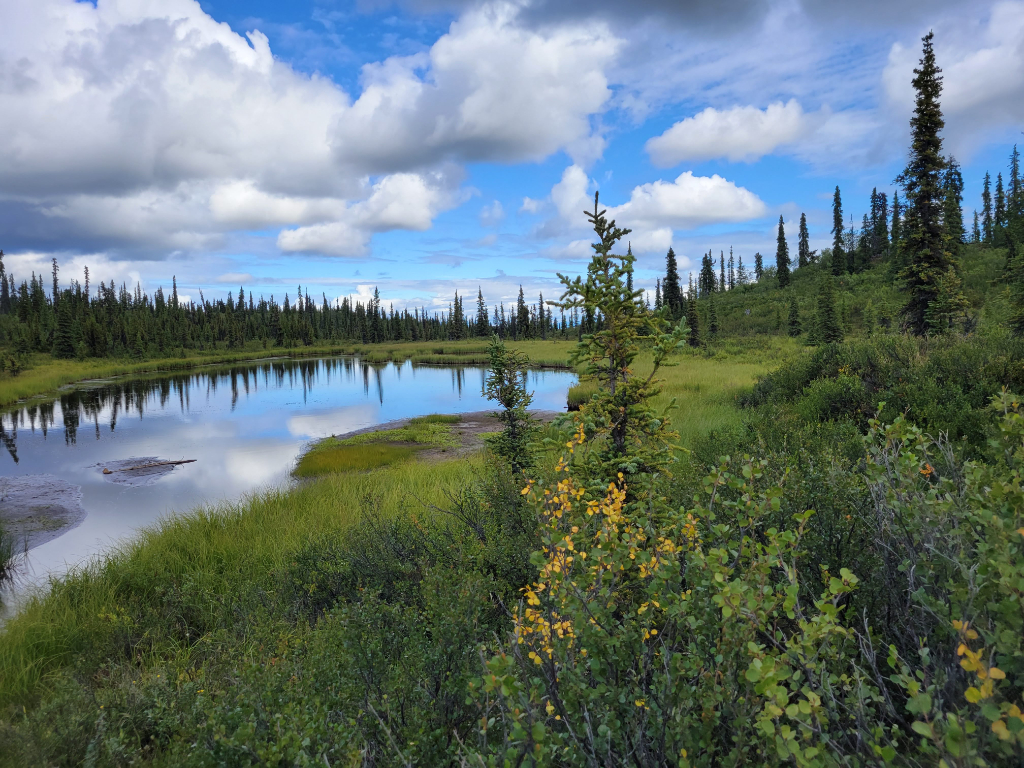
xmin=0 ymin=259 xmax=581 ymax=364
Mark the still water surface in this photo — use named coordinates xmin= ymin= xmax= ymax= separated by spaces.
xmin=0 ymin=356 xmax=574 ymax=593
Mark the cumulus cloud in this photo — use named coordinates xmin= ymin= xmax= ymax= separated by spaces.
xmin=520 ymin=197 xmax=543 ymax=214
xmin=330 ymin=3 xmax=620 ymax=172
xmin=607 ymin=171 xmax=766 ymax=230
xmin=646 ymin=100 xmax=821 ymax=165
xmin=479 ymin=200 xmax=505 ymax=227
xmin=277 ymin=171 xmax=461 ymax=256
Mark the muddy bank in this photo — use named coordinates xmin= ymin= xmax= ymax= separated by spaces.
xmin=0 ymin=475 xmax=86 ymax=551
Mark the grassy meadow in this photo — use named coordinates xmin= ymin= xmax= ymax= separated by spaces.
xmin=0 ymin=456 xmax=482 ymax=710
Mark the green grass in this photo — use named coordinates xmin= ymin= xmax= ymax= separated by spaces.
xmin=566 ymin=336 xmax=798 ymax=446
xmin=0 ymin=457 xmax=481 ymax=708
xmin=293 ymin=414 xmax=464 ymax=477
xmin=293 ymin=443 xmax=422 ymax=477
xmin=410 ymin=413 xmax=462 ymax=424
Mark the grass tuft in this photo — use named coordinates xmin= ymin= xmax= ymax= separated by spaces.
xmin=293 ymin=443 xmax=421 ymax=477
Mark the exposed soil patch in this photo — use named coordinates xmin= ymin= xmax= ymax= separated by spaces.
xmin=0 ymin=475 xmax=86 ymax=550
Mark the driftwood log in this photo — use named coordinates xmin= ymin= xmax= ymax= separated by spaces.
xmin=102 ymin=459 xmax=196 ymax=475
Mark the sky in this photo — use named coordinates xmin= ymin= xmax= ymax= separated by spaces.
xmin=1 ymin=0 xmax=1022 ymax=311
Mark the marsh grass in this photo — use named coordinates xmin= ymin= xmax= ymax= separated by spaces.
xmin=0 ymin=458 xmax=482 ymax=708
xmin=293 ymin=443 xmax=422 ymax=477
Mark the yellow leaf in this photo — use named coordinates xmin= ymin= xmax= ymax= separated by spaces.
xmin=989 ymin=667 xmax=1006 ymax=680
xmin=965 ymin=687 xmax=982 ymax=704
xmin=991 ymin=720 xmax=1011 ymax=741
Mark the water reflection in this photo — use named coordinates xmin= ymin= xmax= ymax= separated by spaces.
xmin=0 ymin=356 xmax=574 ymax=594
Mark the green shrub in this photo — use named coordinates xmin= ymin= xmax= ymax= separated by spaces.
xmin=795 ymin=373 xmax=869 ymax=423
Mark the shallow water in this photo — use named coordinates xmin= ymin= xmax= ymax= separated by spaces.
xmin=0 ymin=356 xmax=574 ymax=595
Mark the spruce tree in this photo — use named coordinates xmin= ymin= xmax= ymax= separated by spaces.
xmin=719 ymin=252 xmax=726 ymax=292
xmin=1011 ymin=146 xmax=1022 ymax=216
xmin=754 ymin=252 xmax=763 ymax=281
xmin=654 ymin=279 xmax=662 ymax=310
xmin=995 ymin=172 xmax=1007 ymax=245
xmin=728 ymin=248 xmax=735 ymax=289
xmin=663 ymin=247 xmax=683 ymax=319
xmin=943 ymin=156 xmax=965 ymax=262
xmin=816 ymin=275 xmax=843 ymax=344
xmin=516 ymin=286 xmax=529 ymax=339
xmin=707 ymin=292 xmax=719 ymax=337
xmin=857 ymin=214 xmax=872 ymax=272
xmin=787 ymin=295 xmax=801 ymax=336
xmin=798 ymin=213 xmax=810 ymax=268
xmin=831 ymin=186 xmax=845 ymax=276
xmin=896 ymin=31 xmax=953 ymax=336
xmin=476 ymin=287 xmax=489 ymax=335
xmin=686 ymin=290 xmax=701 ymax=347
xmin=736 ymin=256 xmax=747 ymax=285
xmin=775 ymin=215 xmax=791 ymax=287
xmin=982 ymin=172 xmax=994 ymax=244
xmin=972 ymin=211 xmax=981 ymax=243
xmin=0 ymin=250 xmax=7 ymax=314
xmin=51 ymin=258 xmax=60 ymax=306
xmin=891 ymin=191 xmax=902 ymax=252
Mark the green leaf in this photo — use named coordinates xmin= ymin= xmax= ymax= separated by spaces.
xmin=911 ymin=721 xmax=934 ymax=739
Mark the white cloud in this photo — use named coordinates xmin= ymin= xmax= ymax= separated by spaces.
xmin=608 ymin=171 xmax=766 ymax=230
xmin=277 ymin=172 xmax=460 ymax=256
xmin=520 ymin=196 xmax=543 ymax=214
xmin=646 ymin=100 xmax=821 ymax=165
xmin=551 ymin=164 xmax=593 ymax=222
xmin=330 ymin=4 xmax=621 ymax=171
xmin=479 ymin=200 xmax=505 ymax=227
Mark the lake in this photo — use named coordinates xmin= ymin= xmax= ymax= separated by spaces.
xmin=0 ymin=356 xmax=575 ymax=598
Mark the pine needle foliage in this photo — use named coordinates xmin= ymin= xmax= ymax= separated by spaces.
xmin=897 ymin=31 xmax=958 ymax=335
xmin=555 ymin=192 xmax=688 ymax=478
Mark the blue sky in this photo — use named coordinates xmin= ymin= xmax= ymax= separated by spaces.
xmin=1 ymin=0 xmax=1022 ymax=311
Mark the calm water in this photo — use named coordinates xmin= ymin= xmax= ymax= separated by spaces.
xmin=0 ymin=356 xmax=574 ymax=593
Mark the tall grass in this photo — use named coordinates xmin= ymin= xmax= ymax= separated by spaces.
xmin=0 ymin=458 xmax=481 ymax=707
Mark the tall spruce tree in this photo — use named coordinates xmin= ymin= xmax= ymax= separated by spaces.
xmin=707 ymin=292 xmax=719 ymax=337
xmin=476 ymin=287 xmax=489 ymax=335
xmin=831 ymin=186 xmax=845 ymax=276
xmin=737 ymin=256 xmax=748 ymax=285
xmin=719 ymin=252 xmax=726 ymax=292
xmin=891 ymin=191 xmax=902 ymax=252
xmin=896 ymin=31 xmax=954 ymax=336
xmin=816 ymin=275 xmax=843 ymax=344
xmin=1010 ymin=145 xmax=1022 ymax=220
xmin=775 ymin=215 xmax=791 ymax=287
xmin=516 ymin=285 xmax=529 ymax=339
xmin=663 ymin=247 xmax=683 ymax=319
xmin=754 ymin=252 xmax=763 ymax=281
xmin=728 ymin=248 xmax=735 ymax=288
xmin=995 ymin=172 xmax=1007 ymax=245
xmin=787 ymin=295 xmax=801 ymax=336
xmin=972 ymin=211 xmax=981 ymax=243
xmin=654 ymin=279 xmax=662 ymax=310
xmin=798 ymin=213 xmax=810 ymax=268
xmin=982 ymin=171 xmax=994 ymax=244
xmin=943 ymin=156 xmax=965 ymax=262
xmin=686 ymin=293 xmax=701 ymax=347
